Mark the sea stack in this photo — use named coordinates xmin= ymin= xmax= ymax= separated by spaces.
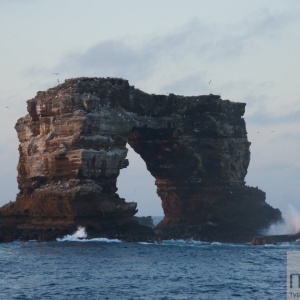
xmin=0 ymin=77 xmax=281 ymax=242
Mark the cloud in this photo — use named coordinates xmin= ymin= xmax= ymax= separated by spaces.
xmin=246 ymin=106 xmax=300 ymax=126
xmin=22 ymin=7 xmax=298 ymax=95
xmin=66 ymin=10 xmax=292 ymax=66
xmin=56 ymin=24 xmax=205 ymax=83
xmin=60 ymin=40 xmax=138 ymax=76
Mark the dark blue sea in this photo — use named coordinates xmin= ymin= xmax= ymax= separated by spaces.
xmin=0 ymin=219 xmax=294 ymax=299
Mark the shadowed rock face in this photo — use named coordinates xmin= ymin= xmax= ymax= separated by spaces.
xmin=0 ymin=77 xmax=281 ymax=242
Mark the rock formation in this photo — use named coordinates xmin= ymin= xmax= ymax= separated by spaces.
xmin=0 ymin=77 xmax=281 ymax=242
xmin=251 ymin=233 xmax=300 ymax=245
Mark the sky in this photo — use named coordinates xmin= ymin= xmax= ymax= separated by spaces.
xmin=0 ymin=0 xmax=299 ymax=218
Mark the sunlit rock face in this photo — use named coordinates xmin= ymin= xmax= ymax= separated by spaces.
xmin=0 ymin=77 xmax=281 ymax=242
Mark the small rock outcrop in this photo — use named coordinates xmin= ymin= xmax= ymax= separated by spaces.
xmin=251 ymin=233 xmax=300 ymax=245
xmin=0 ymin=77 xmax=281 ymax=242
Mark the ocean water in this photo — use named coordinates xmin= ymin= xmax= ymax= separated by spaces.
xmin=0 ymin=224 xmax=295 ymax=299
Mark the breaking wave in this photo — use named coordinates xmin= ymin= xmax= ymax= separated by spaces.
xmin=266 ymin=204 xmax=300 ymax=235
xmin=138 ymin=239 xmax=245 ymax=248
xmin=56 ymin=226 xmax=121 ymax=243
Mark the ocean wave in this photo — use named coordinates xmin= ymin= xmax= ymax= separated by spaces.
xmin=56 ymin=226 xmax=121 ymax=243
xmin=138 ymin=241 xmax=155 ymax=245
xmin=162 ymin=239 xmax=209 ymax=246
xmin=158 ymin=239 xmax=249 ymax=248
xmin=136 ymin=238 xmax=250 ymax=248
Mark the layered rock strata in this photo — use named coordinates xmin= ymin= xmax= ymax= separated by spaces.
xmin=0 ymin=77 xmax=281 ymax=242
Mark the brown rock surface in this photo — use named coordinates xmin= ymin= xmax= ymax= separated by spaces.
xmin=251 ymin=232 xmax=300 ymax=245
xmin=0 ymin=77 xmax=281 ymax=242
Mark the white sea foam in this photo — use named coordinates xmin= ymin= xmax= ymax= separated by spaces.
xmin=56 ymin=226 xmax=87 ymax=241
xmin=160 ymin=239 xmax=248 ymax=248
xmin=56 ymin=226 xmax=121 ymax=243
xmin=266 ymin=204 xmax=300 ymax=235
xmin=138 ymin=239 xmax=245 ymax=247
xmin=162 ymin=239 xmax=212 ymax=247
xmin=138 ymin=242 xmax=154 ymax=245
xmin=211 ymin=242 xmax=222 ymax=246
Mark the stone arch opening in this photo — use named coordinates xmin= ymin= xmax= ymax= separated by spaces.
xmin=117 ymin=143 xmax=163 ymax=217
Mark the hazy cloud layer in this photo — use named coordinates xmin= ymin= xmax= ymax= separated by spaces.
xmin=25 ymin=8 xmax=298 ymax=107
xmin=54 ymin=12 xmax=293 ymax=80
xmin=4 ymin=5 xmax=300 ymax=216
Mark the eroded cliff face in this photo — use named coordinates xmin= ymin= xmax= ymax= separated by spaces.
xmin=0 ymin=77 xmax=281 ymax=242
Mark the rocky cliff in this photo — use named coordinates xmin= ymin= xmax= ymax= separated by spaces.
xmin=0 ymin=77 xmax=281 ymax=242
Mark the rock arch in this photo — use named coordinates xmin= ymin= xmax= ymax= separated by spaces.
xmin=0 ymin=77 xmax=281 ymax=242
